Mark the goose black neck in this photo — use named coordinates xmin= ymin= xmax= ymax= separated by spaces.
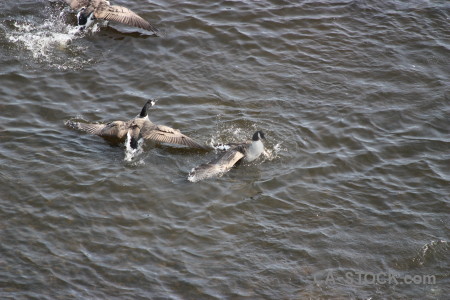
xmin=139 ymin=104 xmax=148 ymax=118
xmin=252 ymin=131 xmax=265 ymax=141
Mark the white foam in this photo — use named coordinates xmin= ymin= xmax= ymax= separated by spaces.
xmin=232 ymin=128 xmax=242 ymax=136
xmin=187 ymin=169 xmax=198 ymax=183
xmin=263 ymin=142 xmax=285 ymax=161
xmin=5 ymin=14 xmax=93 ymax=69
xmin=8 ymin=18 xmax=77 ymax=58
xmin=213 ymin=144 xmax=231 ymax=151
xmin=124 ymin=132 xmax=145 ymax=163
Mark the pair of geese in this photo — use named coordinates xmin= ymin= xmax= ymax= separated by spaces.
xmin=66 ymin=100 xmax=266 ymax=182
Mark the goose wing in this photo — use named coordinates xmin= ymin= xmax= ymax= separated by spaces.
xmin=65 ymin=0 xmax=90 ymax=10
xmin=65 ymin=120 xmax=129 ymax=139
xmin=94 ymin=4 xmax=158 ymax=33
xmin=188 ymin=148 xmax=245 ymax=182
xmin=141 ymin=124 xmax=209 ymax=149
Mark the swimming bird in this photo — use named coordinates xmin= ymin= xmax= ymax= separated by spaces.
xmin=66 ymin=100 xmax=210 ymax=150
xmin=188 ymin=131 xmax=266 ymax=182
xmin=63 ymin=0 xmax=158 ymax=34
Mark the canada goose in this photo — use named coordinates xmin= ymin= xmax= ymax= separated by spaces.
xmin=63 ymin=0 xmax=158 ymax=34
xmin=65 ymin=100 xmax=210 ymax=150
xmin=187 ymin=131 xmax=266 ymax=182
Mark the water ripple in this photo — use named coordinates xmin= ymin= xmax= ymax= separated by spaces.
xmin=1 ymin=0 xmax=449 ymax=299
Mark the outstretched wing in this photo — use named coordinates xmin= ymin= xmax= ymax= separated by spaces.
xmin=65 ymin=0 xmax=90 ymax=10
xmin=141 ymin=124 xmax=209 ymax=149
xmin=188 ymin=148 xmax=245 ymax=182
xmin=65 ymin=120 xmax=128 ymax=139
xmin=94 ymin=4 xmax=158 ymax=33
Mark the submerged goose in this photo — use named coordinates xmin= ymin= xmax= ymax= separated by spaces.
xmin=63 ymin=0 xmax=158 ymax=34
xmin=188 ymin=131 xmax=266 ymax=182
xmin=66 ymin=100 xmax=210 ymax=150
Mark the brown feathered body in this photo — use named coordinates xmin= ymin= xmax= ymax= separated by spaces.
xmin=187 ymin=145 xmax=247 ymax=182
xmin=65 ymin=100 xmax=210 ymax=150
xmin=64 ymin=0 xmax=158 ymax=33
xmin=188 ymin=131 xmax=266 ymax=182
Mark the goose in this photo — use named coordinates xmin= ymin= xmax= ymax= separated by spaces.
xmin=63 ymin=0 xmax=158 ymax=34
xmin=187 ymin=131 xmax=266 ymax=182
xmin=65 ymin=100 xmax=210 ymax=150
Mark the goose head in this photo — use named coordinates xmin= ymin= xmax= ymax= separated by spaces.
xmin=252 ymin=131 xmax=266 ymax=141
xmin=139 ymin=99 xmax=158 ymax=118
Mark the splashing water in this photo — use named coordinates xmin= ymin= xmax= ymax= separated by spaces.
xmin=10 ymin=21 xmax=68 ymax=56
xmin=263 ymin=142 xmax=284 ymax=161
xmin=207 ymin=125 xmax=250 ymax=149
xmin=208 ymin=122 xmax=285 ymax=162
xmin=212 ymin=144 xmax=232 ymax=151
xmin=5 ymin=12 xmax=97 ymax=69
xmin=124 ymin=132 xmax=145 ymax=163
xmin=412 ymin=240 xmax=448 ymax=266
xmin=8 ymin=17 xmax=75 ymax=56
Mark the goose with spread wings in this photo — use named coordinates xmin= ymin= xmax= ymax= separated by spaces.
xmin=66 ymin=100 xmax=210 ymax=150
xmin=188 ymin=131 xmax=266 ymax=182
xmin=63 ymin=0 xmax=158 ymax=34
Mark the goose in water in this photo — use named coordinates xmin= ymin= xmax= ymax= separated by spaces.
xmin=63 ymin=0 xmax=158 ymax=34
xmin=66 ymin=100 xmax=210 ymax=150
xmin=188 ymin=131 xmax=266 ymax=182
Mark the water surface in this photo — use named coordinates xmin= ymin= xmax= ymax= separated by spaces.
xmin=0 ymin=0 xmax=449 ymax=299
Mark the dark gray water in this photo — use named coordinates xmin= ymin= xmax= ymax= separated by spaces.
xmin=1 ymin=0 xmax=449 ymax=299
